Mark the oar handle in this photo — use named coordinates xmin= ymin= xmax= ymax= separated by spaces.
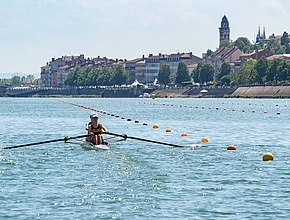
xmin=106 ymin=132 xmax=185 ymax=148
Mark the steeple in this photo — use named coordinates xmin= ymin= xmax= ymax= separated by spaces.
xmin=263 ymin=27 xmax=266 ymax=39
xmin=219 ymin=15 xmax=230 ymax=45
xmin=256 ymin=26 xmax=266 ymax=43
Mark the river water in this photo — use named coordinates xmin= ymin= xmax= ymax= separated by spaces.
xmin=0 ymin=97 xmax=290 ymax=219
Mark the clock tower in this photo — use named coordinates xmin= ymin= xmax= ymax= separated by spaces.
xmin=219 ymin=15 xmax=230 ymax=45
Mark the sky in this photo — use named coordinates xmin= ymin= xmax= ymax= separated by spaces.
xmin=1 ymin=0 xmax=290 ymax=78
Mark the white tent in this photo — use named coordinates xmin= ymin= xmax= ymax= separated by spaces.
xmin=131 ymin=79 xmax=143 ymax=87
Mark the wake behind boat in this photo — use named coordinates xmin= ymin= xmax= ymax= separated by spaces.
xmin=80 ymin=140 xmax=110 ymax=151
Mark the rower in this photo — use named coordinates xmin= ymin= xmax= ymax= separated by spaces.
xmin=86 ymin=113 xmax=108 ymax=145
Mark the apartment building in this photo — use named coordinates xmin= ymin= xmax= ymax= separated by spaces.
xmin=206 ymin=46 xmax=244 ymax=79
xmin=40 ymin=52 xmax=202 ymax=87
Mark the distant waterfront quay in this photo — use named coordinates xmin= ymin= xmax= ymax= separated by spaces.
xmin=2 ymin=85 xmax=232 ymax=98
xmin=3 ymin=85 xmax=290 ymax=98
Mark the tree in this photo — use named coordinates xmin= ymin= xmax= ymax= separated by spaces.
xmin=220 ymin=75 xmax=231 ymax=86
xmin=276 ymin=60 xmax=288 ymax=83
xmin=233 ymin=37 xmax=252 ymax=53
xmin=26 ymin=75 xmax=35 ymax=83
xmin=235 ymin=58 xmax=256 ymax=85
xmin=266 ymin=38 xmax=286 ymax=54
xmin=199 ymin=63 xmax=214 ymax=84
xmin=111 ymin=65 xmax=129 ymax=85
xmin=158 ymin=64 xmax=171 ymax=85
xmin=11 ymin=75 xmax=21 ymax=86
xmin=254 ymin=56 xmax=268 ymax=84
xmin=65 ymin=67 xmax=81 ymax=87
xmin=192 ymin=61 xmax=214 ymax=84
xmin=175 ymin=62 xmax=190 ymax=85
xmin=266 ymin=58 xmax=282 ymax=83
xmin=216 ymin=62 xmax=231 ymax=84
xmin=219 ymin=39 xmax=233 ymax=48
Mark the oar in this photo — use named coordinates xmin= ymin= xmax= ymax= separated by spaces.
xmin=106 ymin=132 xmax=186 ymax=148
xmin=2 ymin=134 xmax=90 ymax=150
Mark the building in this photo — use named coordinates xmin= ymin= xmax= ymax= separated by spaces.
xmin=40 ymin=51 xmax=202 ymax=87
xmin=135 ymin=60 xmax=146 ymax=83
xmin=164 ymin=52 xmax=202 ymax=77
xmin=145 ymin=52 xmax=202 ymax=84
xmin=125 ymin=57 xmax=145 ymax=83
xmin=41 ymin=54 xmax=92 ymax=88
xmin=240 ymin=49 xmax=274 ymax=64
xmin=256 ymin=26 xmax=266 ymax=43
xmin=207 ymin=46 xmax=244 ymax=79
xmin=267 ymin=54 xmax=290 ymax=61
xmin=219 ymin=15 xmax=230 ymax=44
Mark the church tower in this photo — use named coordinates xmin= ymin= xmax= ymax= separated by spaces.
xmin=256 ymin=26 xmax=266 ymax=43
xmin=219 ymin=15 xmax=230 ymax=44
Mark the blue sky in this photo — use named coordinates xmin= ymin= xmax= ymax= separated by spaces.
xmin=1 ymin=0 xmax=290 ymax=78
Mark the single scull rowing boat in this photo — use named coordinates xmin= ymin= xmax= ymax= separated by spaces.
xmin=80 ymin=141 xmax=110 ymax=151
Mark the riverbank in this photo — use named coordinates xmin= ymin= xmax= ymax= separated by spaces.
xmin=151 ymin=85 xmax=290 ymax=98
xmin=229 ymin=85 xmax=290 ymax=98
xmin=3 ymin=85 xmax=290 ymax=98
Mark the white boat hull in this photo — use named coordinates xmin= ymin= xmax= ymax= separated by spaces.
xmin=81 ymin=141 xmax=110 ymax=150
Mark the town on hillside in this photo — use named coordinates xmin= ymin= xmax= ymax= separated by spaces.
xmin=39 ymin=15 xmax=290 ymax=89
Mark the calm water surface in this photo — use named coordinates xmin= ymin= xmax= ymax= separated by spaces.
xmin=1 ymin=97 xmax=290 ymax=219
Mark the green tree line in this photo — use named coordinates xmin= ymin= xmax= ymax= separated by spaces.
xmin=0 ymin=75 xmax=40 ymax=86
xmin=64 ymin=65 xmax=129 ymax=87
xmin=158 ymin=56 xmax=290 ymax=87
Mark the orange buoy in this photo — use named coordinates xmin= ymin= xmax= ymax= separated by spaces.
xmin=227 ymin=145 xmax=236 ymax=150
xmin=134 ymin=120 xmax=139 ymax=123
xmin=153 ymin=124 xmax=159 ymax=129
xmin=201 ymin=137 xmax=208 ymax=143
xmin=127 ymin=118 xmax=132 ymax=121
xmin=111 ymin=113 xmax=115 ymax=116
xmin=181 ymin=133 xmax=188 ymax=136
xmin=166 ymin=128 xmax=171 ymax=132
xmin=263 ymin=152 xmax=274 ymax=161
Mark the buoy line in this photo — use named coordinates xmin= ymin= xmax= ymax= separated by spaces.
xmin=56 ymin=99 xmax=209 ymax=143
xmin=138 ymin=101 xmax=284 ymax=116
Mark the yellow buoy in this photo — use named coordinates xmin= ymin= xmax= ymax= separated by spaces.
xmin=153 ymin=124 xmax=159 ymax=129
xmin=201 ymin=137 xmax=208 ymax=143
xmin=181 ymin=133 xmax=188 ymax=136
xmin=262 ymin=152 xmax=274 ymax=161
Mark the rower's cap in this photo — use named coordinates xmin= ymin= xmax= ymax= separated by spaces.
xmin=90 ymin=113 xmax=98 ymax=118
